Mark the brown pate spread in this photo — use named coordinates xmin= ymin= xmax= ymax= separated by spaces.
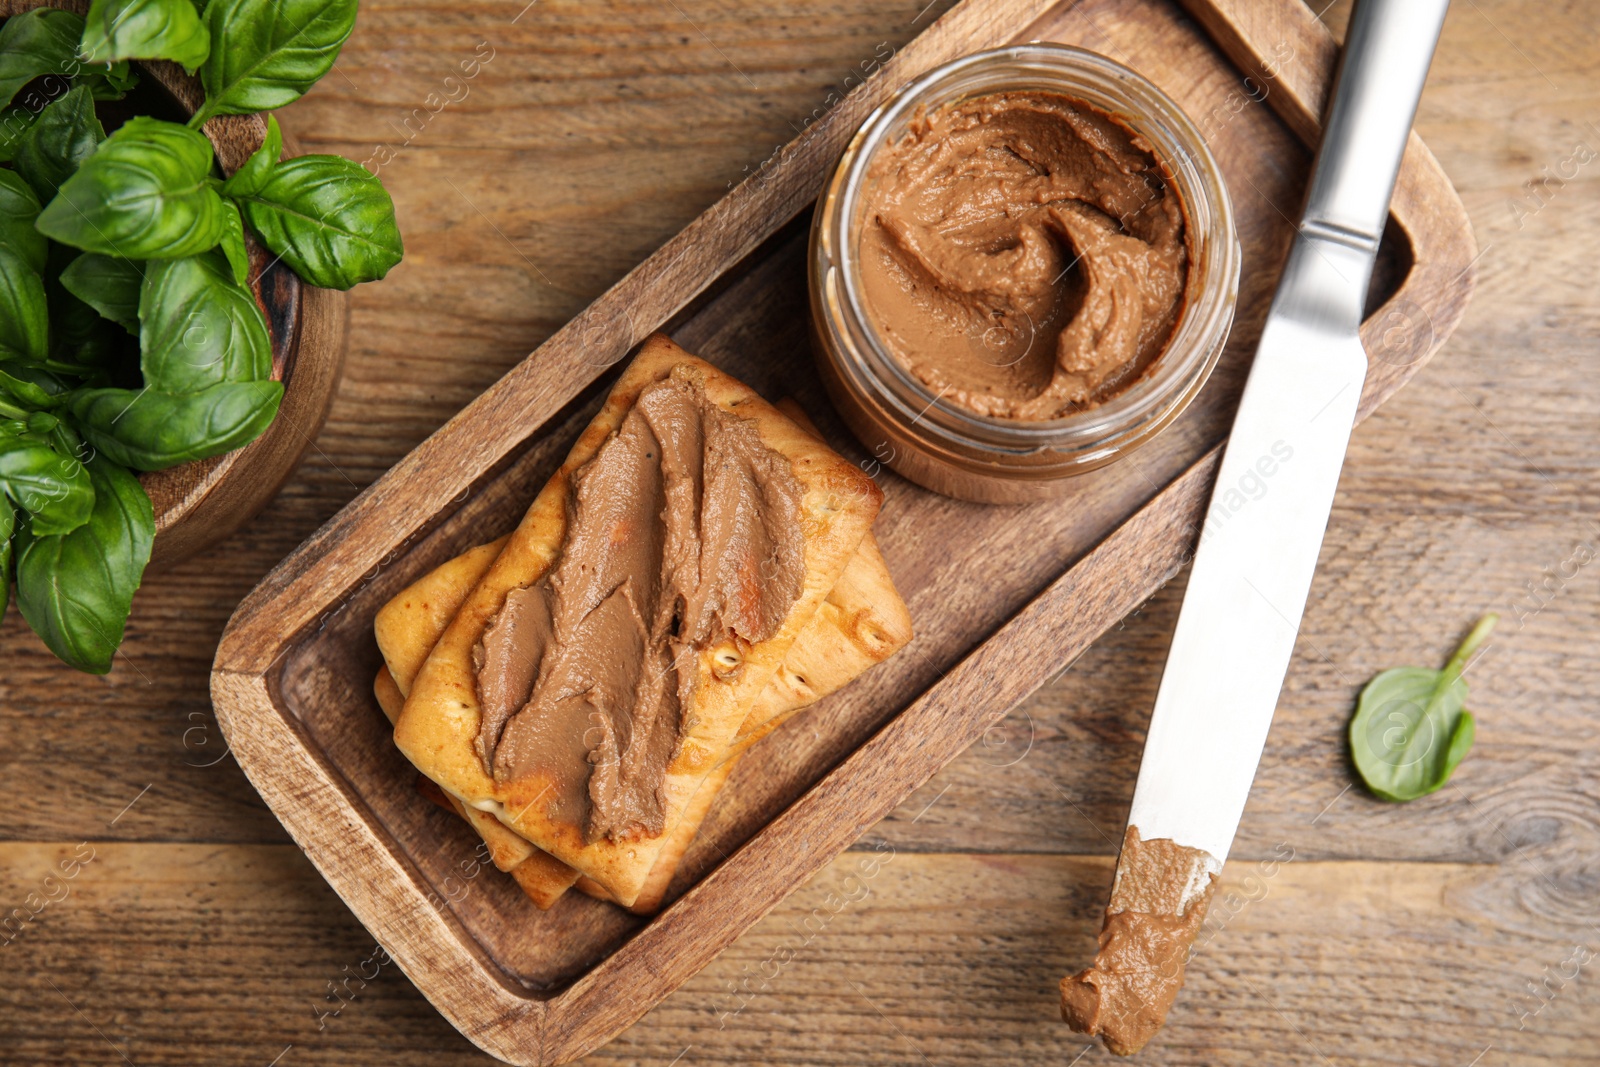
xmin=858 ymin=91 xmax=1188 ymax=420
xmin=473 ymin=370 xmax=806 ymax=843
xmin=1059 ymin=826 xmax=1218 ymax=1055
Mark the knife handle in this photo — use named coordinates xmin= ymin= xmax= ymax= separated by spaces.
xmin=1301 ymin=0 xmax=1450 ymax=254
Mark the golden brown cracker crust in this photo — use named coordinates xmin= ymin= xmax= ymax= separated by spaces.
xmin=374 ymin=666 xmax=404 ymax=725
xmin=376 ymin=537 xmax=509 ymax=694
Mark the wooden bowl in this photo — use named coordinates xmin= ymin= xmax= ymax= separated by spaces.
xmin=0 ymin=0 xmax=348 ymax=567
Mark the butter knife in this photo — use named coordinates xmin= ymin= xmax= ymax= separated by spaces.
xmin=1060 ymin=0 xmax=1452 ymax=1054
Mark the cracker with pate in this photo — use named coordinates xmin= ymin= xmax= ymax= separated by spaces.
xmin=393 ymin=335 xmax=882 ymax=907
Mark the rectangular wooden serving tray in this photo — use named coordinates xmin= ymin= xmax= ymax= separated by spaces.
xmin=210 ymin=0 xmax=1475 ymax=1061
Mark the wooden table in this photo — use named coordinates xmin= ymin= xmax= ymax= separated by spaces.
xmin=2 ymin=1 xmax=1595 ymax=1063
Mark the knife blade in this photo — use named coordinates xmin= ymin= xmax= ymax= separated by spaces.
xmin=1061 ymin=0 xmax=1452 ymax=1054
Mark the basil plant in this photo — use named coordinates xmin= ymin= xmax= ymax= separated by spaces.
xmin=0 ymin=0 xmax=402 ymax=671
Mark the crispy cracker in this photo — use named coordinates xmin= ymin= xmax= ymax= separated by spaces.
xmin=376 ymin=661 xmax=543 ymax=874
xmin=376 ymin=538 xmax=509 ymax=691
xmin=393 ymin=335 xmax=882 ymax=907
xmin=377 ymin=526 xmax=910 ymax=911
xmin=375 ymin=398 xmax=909 ymax=912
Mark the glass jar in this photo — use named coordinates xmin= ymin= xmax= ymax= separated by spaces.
xmin=810 ymin=44 xmax=1240 ymax=504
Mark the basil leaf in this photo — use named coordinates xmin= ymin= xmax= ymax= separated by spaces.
xmin=79 ymin=59 xmax=140 ymax=100
xmin=0 ymin=9 xmax=83 ymax=110
xmin=36 ymin=116 xmax=225 ymax=259
xmin=0 ymin=493 xmax=12 ymax=620
xmin=0 ymin=367 xmax=59 ymax=409
xmin=0 ymin=104 xmax=40 ymax=163
xmin=13 ymin=84 xmax=105 ymax=203
xmin=0 ymin=361 xmax=73 ymax=400
xmin=0 ymin=169 xmax=46 ymax=272
xmin=68 ymin=378 xmax=282 ymax=470
xmin=194 ymin=0 xmax=358 ymax=124
xmin=220 ymin=112 xmax=281 ymax=198
xmin=235 ymin=154 xmax=401 ymax=289
xmin=59 ymin=252 xmax=145 ymax=333
xmin=1349 ymin=614 xmax=1496 ymax=801
xmin=217 ymin=196 xmax=250 ymax=286
xmin=0 ymin=244 xmax=49 ymax=362
xmin=139 ymin=249 xmax=270 ymax=389
xmin=15 ymin=455 xmax=153 ymax=674
xmin=81 ymin=0 xmax=211 ymax=72
xmin=0 ymin=435 xmax=95 ymax=535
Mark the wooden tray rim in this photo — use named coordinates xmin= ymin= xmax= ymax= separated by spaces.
xmin=209 ymin=0 xmax=1477 ymax=1062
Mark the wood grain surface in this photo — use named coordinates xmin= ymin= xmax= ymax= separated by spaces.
xmin=1 ymin=1 xmax=1595 ymax=1065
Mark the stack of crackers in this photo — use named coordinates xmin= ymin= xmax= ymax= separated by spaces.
xmin=371 ymin=335 xmax=912 ymax=914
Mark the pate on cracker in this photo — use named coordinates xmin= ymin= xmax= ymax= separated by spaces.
xmin=393 ymin=335 xmax=883 ymax=907
xmin=375 ymin=520 xmax=910 ymax=912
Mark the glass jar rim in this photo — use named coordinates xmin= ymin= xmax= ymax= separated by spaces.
xmin=829 ymin=42 xmax=1240 ymax=454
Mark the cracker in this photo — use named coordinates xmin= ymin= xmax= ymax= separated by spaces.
xmin=375 ymin=662 xmax=543 ymax=875
xmin=393 ymin=335 xmax=882 ymax=906
xmin=377 ymin=524 xmax=911 ymax=910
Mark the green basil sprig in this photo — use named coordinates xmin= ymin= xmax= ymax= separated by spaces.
xmin=36 ymin=116 xmax=225 ymax=258
xmin=14 ymin=455 xmax=153 ymax=673
xmin=0 ymin=0 xmax=398 ymax=672
xmin=193 ymin=0 xmax=358 ymax=125
xmin=81 ymin=0 xmax=211 ymax=73
xmin=1348 ymin=614 xmax=1497 ymax=802
xmin=229 ymin=123 xmax=401 ymax=289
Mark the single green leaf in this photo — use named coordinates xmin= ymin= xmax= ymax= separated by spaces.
xmin=0 ymin=367 xmax=59 ymax=410
xmin=0 ymin=244 xmax=49 ymax=362
xmin=0 ymin=362 xmax=72 ymax=403
xmin=36 ymin=116 xmax=225 ymax=259
xmin=138 ymin=249 xmax=269 ymax=389
xmin=0 ymin=435 xmax=95 ymax=535
xmin=1349 ymin=614 xmax=1496 ymax=802
xmin=194 ymin=0 xmax=357 ymax=123
xmin=81 ymin=0 xmax=211 ymax=71
xmin=79 ymin=59 xmax=140 ymax=100
xmin=217 ymin=196 xmax=250 ymax=286
xmin=0 ymin=9 xmax=84 ymax=110
xmin=13 ymin=85 xmax=105 ymax=203
xmin=235 ymin=154 xmax=402 ymax=289
xmin=0 ymin=169 xmax=46 ymax=272
xmin=60 ymin=252 xmax=144 ymax=333
xmin=68 ymin=378 xmax=282 ymax=470
xmin=0 ymin=104 xmax=40 ymax=163
xmin=220 ymin=112 xmax=281 ymax=198
xmin=14 ymin=455 xmax=152 ymax=673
